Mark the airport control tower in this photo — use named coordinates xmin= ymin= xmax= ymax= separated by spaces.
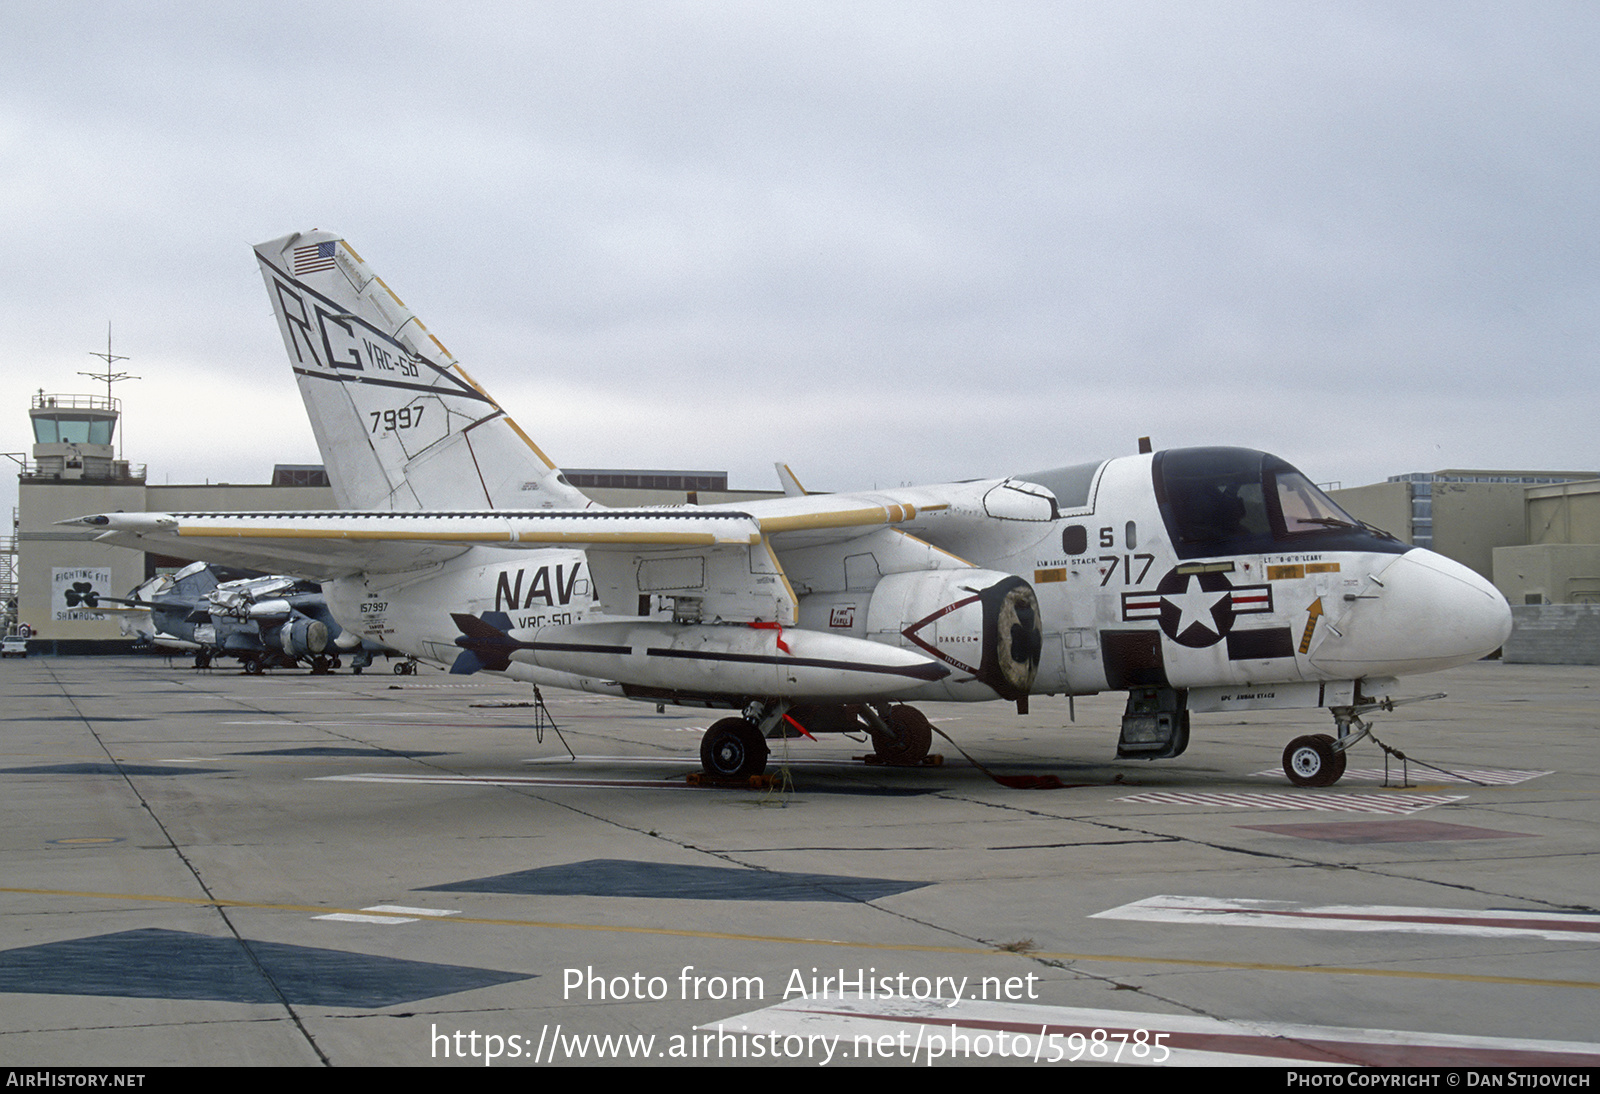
xmin=16 ymin=392 xmax=147 ymax=648
xmin=28 ymin=392 xmax=141 ymax=483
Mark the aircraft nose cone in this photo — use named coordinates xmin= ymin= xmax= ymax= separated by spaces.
xmin=1309 ymin=549 xmax=1513 ymax=678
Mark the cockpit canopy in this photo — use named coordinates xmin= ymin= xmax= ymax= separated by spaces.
xmin=1153 ymin=447 xmax=1404 ymax=560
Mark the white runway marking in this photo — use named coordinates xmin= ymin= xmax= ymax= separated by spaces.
xmin=1092 ymin=895 xmax=1600 ymax=941
xmin=314 ymin=903 xmax=461 ymax=925
xmin=1114 ymin=790 xmax=1464 ymax=813
xmin=313 ymin=771 xmax=704 ymax=790
xmin=710 ymin=997 xmax=1600 ymax=1066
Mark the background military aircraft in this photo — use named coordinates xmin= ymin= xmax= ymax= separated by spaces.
xmin=106 ymin=561 xmax=392 ymax=674
xmin=74 ymin=230 xmax=1513 ymax=786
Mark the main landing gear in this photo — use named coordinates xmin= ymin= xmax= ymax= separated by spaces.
xmin=700 ymin=718 xmax=769 ymax=778
xmin=861 ymin=705 xmax=933 ymax=766
xmin=695 ymin=702 xmax=936 ymax=778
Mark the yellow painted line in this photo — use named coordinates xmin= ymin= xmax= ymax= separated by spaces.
xmin=2 ymin=886 xmax=1592 ymax=991
xmin=760 ymin=509 xmax=894 ymax=533
xmin=777 ymin=463 xmax=809 ymax=495
xmin=175 ymin=528 xmax=723 ymax=546
xmin=527 ymin=532 xmax=721 ymax=545
xmin=373 ymin=276 xmax=407 ymax=309
xmin=761 ymin=535 xmax=801 ymax=627
xmin=340 ymin=240 xmax=364 ymax=262
xmin=447 ymin=359 xmax=496 ymax=401
xmin=500 ymin=415 xmax=561 ymax=470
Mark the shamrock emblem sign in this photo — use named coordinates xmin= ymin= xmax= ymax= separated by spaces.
xmin=64 ymin=581 xmax=100 ymax=609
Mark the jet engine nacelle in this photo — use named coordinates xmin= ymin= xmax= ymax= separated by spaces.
xmin=862 ymin=569 xmax=1042 ymax=701
xmin=273 ymin=612 xmax=329 ymax=658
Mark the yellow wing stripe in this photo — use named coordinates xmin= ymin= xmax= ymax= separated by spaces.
xmin=177 ymin=527 xmax=723 ymax=546
xmin=759 ymin=504 xmax=916 ymax=533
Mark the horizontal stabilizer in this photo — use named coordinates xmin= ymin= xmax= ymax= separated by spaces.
xmin=450 ymin=611 xmax=517 ymax=673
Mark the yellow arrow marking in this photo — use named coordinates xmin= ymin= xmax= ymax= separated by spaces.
xmin=1299 ymin=597 xmax=1324 ymax=654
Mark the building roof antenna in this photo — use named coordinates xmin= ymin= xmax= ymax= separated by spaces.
xmin=79 ymin=321 xmax=140 ymax=460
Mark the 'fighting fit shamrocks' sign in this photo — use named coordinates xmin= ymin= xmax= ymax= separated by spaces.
xmin=52 ymin=568 xmax=110 ymax=621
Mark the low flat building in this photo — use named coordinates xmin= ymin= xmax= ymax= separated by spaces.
xmin=13 ymin=395 xmax=782 ymax=651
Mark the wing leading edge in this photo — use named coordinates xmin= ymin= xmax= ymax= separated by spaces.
xmin=66 ymin=494 xmax=965 ymax=623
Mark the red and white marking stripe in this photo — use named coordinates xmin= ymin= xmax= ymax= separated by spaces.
xmin=1251 ymin=766 xmax=1552 ymax=787
xmin=1114 ymin=790 xmax=1463 ymax=814
xmin=1122 ymin=593 xmax=1163 ymax=620
xmin=711 ymin=997 xmax=1600 ymax=1067
xmin=1228 ymin=585 xmax=1273 ymax=613
xmin=1092 ymin=895 xmax=1600 ymax=941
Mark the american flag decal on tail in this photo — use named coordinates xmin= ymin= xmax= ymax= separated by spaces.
xmin=292 ymin=241 xmax=337 ymax=275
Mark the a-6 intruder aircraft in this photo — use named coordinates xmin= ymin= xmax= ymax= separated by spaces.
xmin=72 ymin=230 xmax=1513 ymax=787
xmin=104 ymin=562 xmax=389 ymax=674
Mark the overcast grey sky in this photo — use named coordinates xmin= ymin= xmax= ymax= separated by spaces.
xmin=3 ymin=1 xmax=1596 ymax=520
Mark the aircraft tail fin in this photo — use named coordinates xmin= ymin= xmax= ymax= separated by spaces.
xmin=168 ymin=561 xmax=219 ymax=601
xmin=253 ymin=231 xmax=593 ymax=512
xmin=775 ymin=462 xmax=810 ymax=497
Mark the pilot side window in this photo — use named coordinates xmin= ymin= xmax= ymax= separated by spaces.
xmin=1167 ymin=475 xmax=1270 ymax=545
xmin=1274 ymin=469 xmax=1361 ymax=535
xmin=1155 ymin=447 xmax=1275 ymax=556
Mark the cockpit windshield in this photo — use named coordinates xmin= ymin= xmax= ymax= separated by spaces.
xmin=1153 ymin=447 xmax=1402 ymax=560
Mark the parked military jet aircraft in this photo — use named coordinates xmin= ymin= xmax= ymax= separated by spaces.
xmin=105 ymin=562 xmax=382 ymax=673
xmin=72 ymin=230 xmax=1513 ymax=786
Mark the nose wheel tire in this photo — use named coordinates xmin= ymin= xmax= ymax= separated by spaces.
xmin=1283 ymin=734 xmax=1346 ymax=787
xmin=700 ymin=717 xmax=769 ymax=778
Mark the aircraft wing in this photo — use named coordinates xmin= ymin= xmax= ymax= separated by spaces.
xmin=66 ymin=495 xmax=960 ymax=621
xmin=65 ymin=512 xmax=479 ymax=582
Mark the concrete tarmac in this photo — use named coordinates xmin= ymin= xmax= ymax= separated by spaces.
xmin=1 ymin=655 xmax=1595 ymax=1067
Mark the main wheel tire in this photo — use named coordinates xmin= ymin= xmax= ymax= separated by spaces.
xmin=243 ymin=657 xmax=264 ymax=676
xmin=700 ymin=717 xmax=769 ymax=778
xmin=1283 ymin=734 xmax=1346 ymax=787
xmin=872 ymin=705 xmax=933 ymax=765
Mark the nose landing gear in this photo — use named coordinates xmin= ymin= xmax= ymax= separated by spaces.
xmin=1281 ymin=691 xmax=1444 ymax=787
xmin=1283 ymin=733 xmax=1348 ymax=787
